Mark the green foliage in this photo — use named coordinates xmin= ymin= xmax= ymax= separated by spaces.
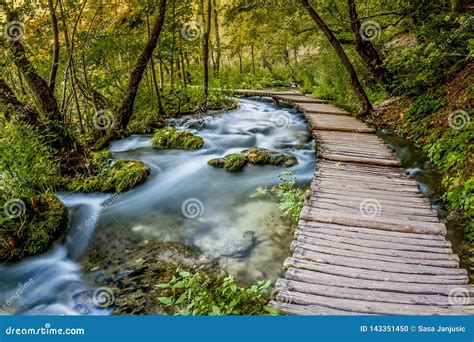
xmin=251 ymin=171 xmax=306 ymax=223
xmin=156 ymin=269 xmax=278 ymax=315
xmin=152 ymin=127 xmax=204 ymax=150
xmin=0 ymin=123 xmax=58 ymax=200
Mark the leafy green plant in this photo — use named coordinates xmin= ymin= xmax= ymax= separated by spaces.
xmin=157 ymin=269 xmax=279 ymax=315
xmin=251 ymin=171 xmax=306 ymax=223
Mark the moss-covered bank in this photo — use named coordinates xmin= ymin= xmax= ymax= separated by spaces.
xmin=0 ymin=195 xmax=68 ymax=262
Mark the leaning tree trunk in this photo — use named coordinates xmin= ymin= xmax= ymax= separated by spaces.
xmin=115 ymin=0 xmax=167 ymax=131
xmin=347 ymin=0 xmax=392 ymax=88
xmin=202 ymin=0 xmax=212 ymax=108
xmin=298 ymin=0 xmax=373 ymax=114
xmin=8 ymin=27 xmax=62 ymax=120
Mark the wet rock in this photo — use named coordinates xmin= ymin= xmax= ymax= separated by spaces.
xmin=221 ymin=231 xmax=257 ymax=258
xmin=241 ymin=147 xmax=298 ymax=167
xmin=207 ymin=147 xmax=298 ymax=172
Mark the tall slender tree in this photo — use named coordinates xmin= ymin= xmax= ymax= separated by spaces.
xmin=115 ymin=0 xmax=168 ymax=131
xmin=202 ymin=0 xmax=212 ymax=108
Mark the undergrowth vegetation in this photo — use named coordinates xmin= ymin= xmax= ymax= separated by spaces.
xmin=157 ymin=269 xmax=278 ymax=315
xmin=252 ymin=172 xmax=306 ymax=224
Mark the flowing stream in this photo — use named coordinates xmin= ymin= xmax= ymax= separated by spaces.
xmin=0 ymin=98 xmax=315 ymax=315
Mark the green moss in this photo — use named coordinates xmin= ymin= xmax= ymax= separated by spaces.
xmin=223 ymin=154 xmax=247 ymax=172
xmin=0 ymin=194 xmax=68 ymax=262
xmin=66 ymin=159 xmax=150 ymax=194
xmin=152 ymin=127 xmax=204 ymax=150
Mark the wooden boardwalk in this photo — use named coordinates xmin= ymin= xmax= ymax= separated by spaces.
xmin=235 ymin=89 xmax=474 ymax=315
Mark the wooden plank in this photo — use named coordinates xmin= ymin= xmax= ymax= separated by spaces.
xmin=291 ymin=248 xmax=465 ymax=275
xmin=292 ymin=241 xmax=459 ymax=268
xmin=296 ymin=103 xmax=350 ymax=115
xmin=295 ymin=230 xmax=452 ymax=254
xmin=276 ymin=279 xmax=473 ymax=306
xmin=319 ymin=152 xmax=401 ymax=166
xmin=294 ymin=236 xmax=458 ymax=263
xmin=298 ymin=221 xmax=448 ymax=242
xmin=285 ymin=268 xmax=473 ymax=295
xmin=284 ymin=258 xmax=468 ymax=284
xmin=268 ymin=301 xmax=365 ymax=315
xmin=300 ymin=208 xmax=447 ymax=235
xmin=274 ymin=290 xmax=474 ymax=315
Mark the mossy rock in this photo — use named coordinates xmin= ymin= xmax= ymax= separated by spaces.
xmin=0 ymin=194 xmax=69 ymax=262
xmin=223 ymin=154 xmax=248 ymax=172
xmin=65 ymin=150 xmax=150 ymax=194
xmin=207 ymin=158 xmax=225 ymax=168
xmin=241 ymin=147 xmax=298 ymax=167
xmin=152 ymin=127 xmax=204 ymax=150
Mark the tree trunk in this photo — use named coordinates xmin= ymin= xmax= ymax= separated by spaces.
xmin=213 ymin=0 xmax=221 ymax=75
xmin=347 ymin=0 xmax=392 ymax=88
xmin=146 ymin=13 xmax=165 ymax=116
xmin=48 ymin=0 xmax=60 ymax=92
xmin=298 ymin=0 xmax=372 ymax=114
xmin=202 ymin=0 xmax=212 ymax=108
xmin=10 ymin=41 xmax=62 ymax=121
xmin=251 ymin=44 xmax=256 ymax=74
xmin=115 ymin=0 xmax=167 ymax=131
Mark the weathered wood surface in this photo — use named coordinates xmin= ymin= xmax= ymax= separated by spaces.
xmin=234 ymin=90 xmax=473 ymax=315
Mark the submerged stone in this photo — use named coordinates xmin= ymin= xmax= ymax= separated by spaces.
xmin=151 ymin=127 xmax=204 ymax=150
